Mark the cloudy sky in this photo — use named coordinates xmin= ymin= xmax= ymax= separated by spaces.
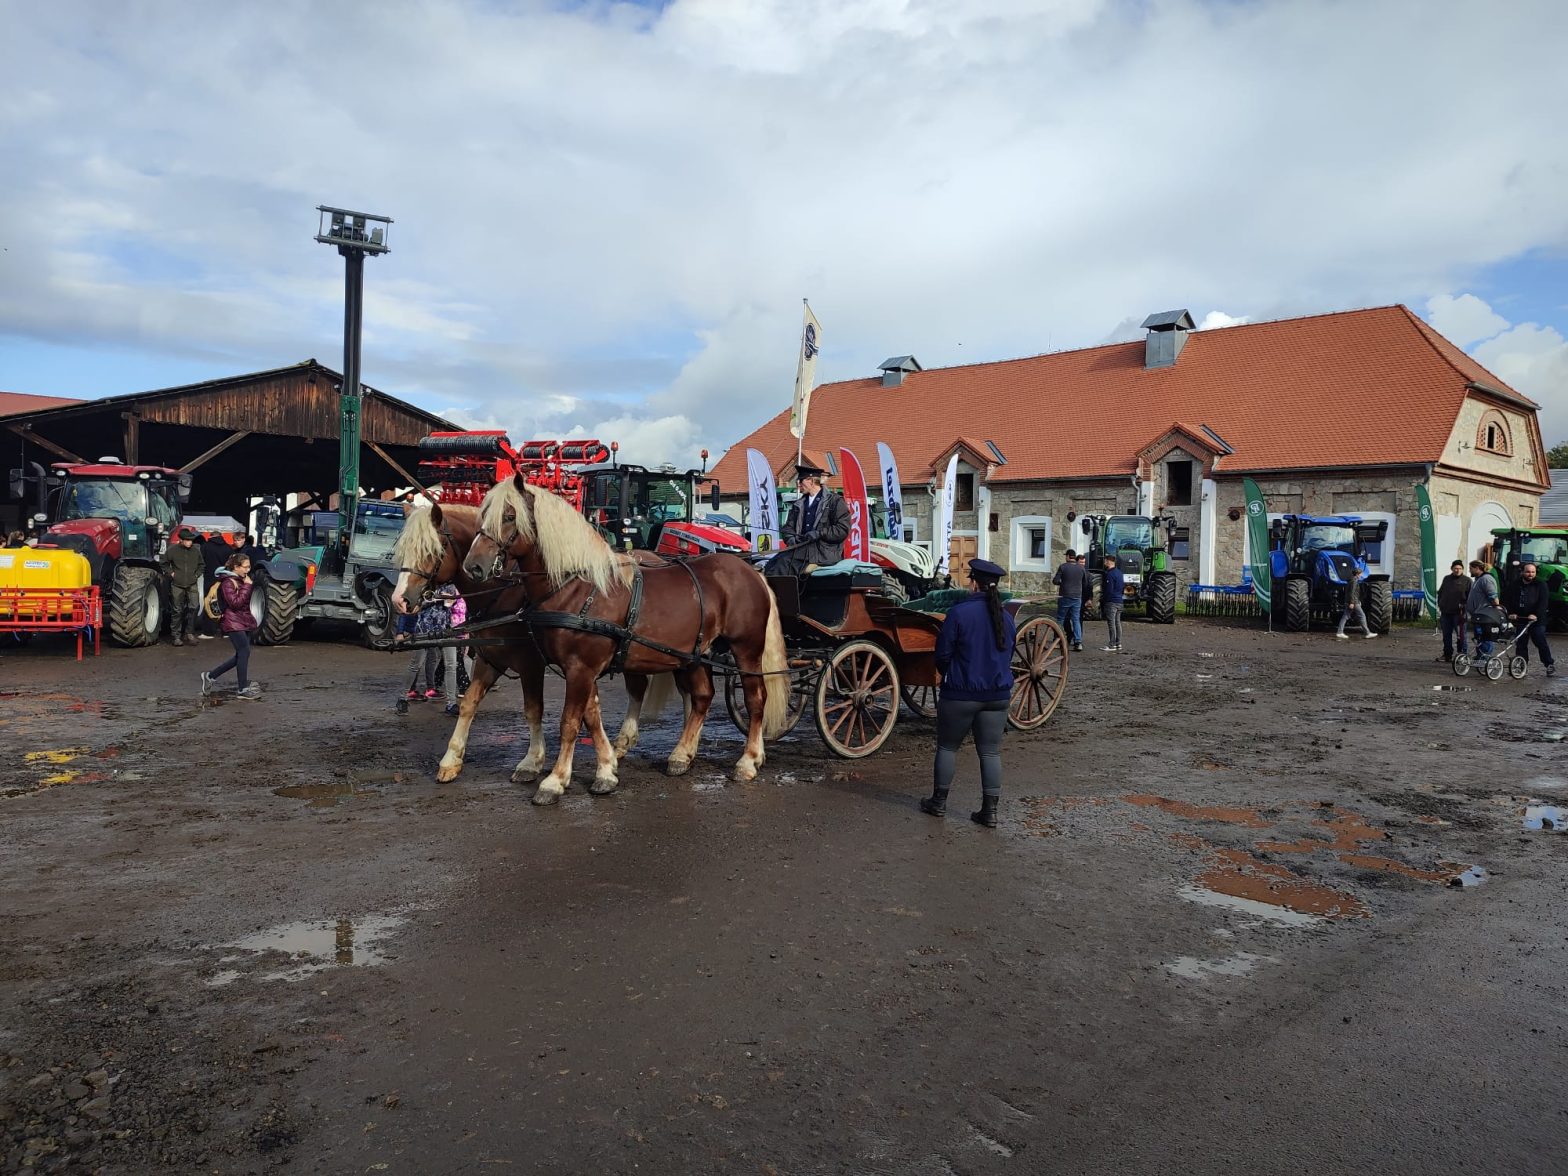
xmin=2 ymin=0 xmax=1565 ymax=463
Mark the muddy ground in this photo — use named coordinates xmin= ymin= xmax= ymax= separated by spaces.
xmin=1 ymin=617 xmax=1565 ymax=1175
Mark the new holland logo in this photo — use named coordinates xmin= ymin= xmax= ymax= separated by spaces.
xmin=1247 ymin=500 xmax=1262 ymax=517
xmin=802 ymin=323 xmax=818 ymax=360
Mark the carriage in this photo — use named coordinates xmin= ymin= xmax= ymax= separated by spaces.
xmin=721 ymin=563 xmax=1071 ymax=758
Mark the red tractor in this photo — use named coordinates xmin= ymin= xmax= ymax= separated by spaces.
xmin=10 ymin=458 xmax=192 ymax=646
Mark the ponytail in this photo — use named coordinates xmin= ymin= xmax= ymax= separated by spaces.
xmin=983 ymin=581 xmax=1006 ymax=651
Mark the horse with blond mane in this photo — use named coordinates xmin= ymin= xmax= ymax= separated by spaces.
xmin=391 ymin=502 xmax=672 ymax=786
xmin=463 ymin=473 xmax=790 ymax=804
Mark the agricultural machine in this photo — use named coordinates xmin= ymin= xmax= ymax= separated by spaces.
xmin=1267 ymin=514 xmax=1391 ymax=633
xmin=1077 ymin=514 xmax=1179 ymax=624
xmin=1489 ymin=527 xmax=1568 ymax=630
xmin=572 ymin=447 xmax=744 ymax=557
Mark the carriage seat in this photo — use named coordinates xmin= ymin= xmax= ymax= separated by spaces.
xmin=805 ymin=559 xmax=883 ymax=587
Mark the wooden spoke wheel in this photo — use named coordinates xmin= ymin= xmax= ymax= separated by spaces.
xmin=723 ymin=666 xmax=811 ymax=738
xmin=900 ymin=683 xmax=939 ymax=719
xmin=815 ymin=640 xmax=901 ymax=758
xmin=1008 ymin=616 xmax=1068 ymax=730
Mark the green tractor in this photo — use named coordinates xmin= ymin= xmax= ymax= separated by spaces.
xmin=1077 ymin=514 xmax=1179 ymax=624
xmin=1489 ymin=527 xmax=1568 ymax=631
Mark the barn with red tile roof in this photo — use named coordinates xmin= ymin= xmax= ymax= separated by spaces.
xmin=712 ymin=305 xmax=1549 ymax=593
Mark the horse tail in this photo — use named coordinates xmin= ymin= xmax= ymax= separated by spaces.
xmin=759 ymin=583 xmax=791 ymax=740
xmin=640 ymin=672 xmax=677 ymax=722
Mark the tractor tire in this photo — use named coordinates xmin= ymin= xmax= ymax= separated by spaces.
xmin=1283 ymin=577 xmax=1310 ymax=632
xmin=362 ymin=582 xmax=397 ymax=650
xmin=875 ymin=575 xmax=910 ymax=605
xmin=250 ymin=574 xmax=298 ymax=646
xmin=107 ymin=565 xmax=162 ymax=647
xmin=1363 ymin=578 xmax=1393 ymax=635
xmin=1083 ymin=572 xmax=1103 ymax=621
xmin=1147 ymin=570 xmax=1177 ymax=624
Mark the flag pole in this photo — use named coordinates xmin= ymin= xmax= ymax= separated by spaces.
xmin=796 ymin=298 xmax=806 ymax=474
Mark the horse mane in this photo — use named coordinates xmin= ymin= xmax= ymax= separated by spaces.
xmin=393 ymin=505 xmax=444 ymax=571
xmin=480 ymin=479 xmax=630 ymax=594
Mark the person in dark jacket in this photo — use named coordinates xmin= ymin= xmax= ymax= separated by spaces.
xmin=160 ymin=527 xmax=205 ymax=646
xmin=195 ymin=531 xmax=233 ymax=639
xmin=1506 ymin=563 xmax=1556 ymax=675
xmin=1099 ymin=554 xmax=1126 ymax=652
xmin=1436 ymin=560 xmax=1471 ymax=662
xmin=766 ymin=462 xmax=853 ymax=578
xmin=200 ymin=553 xmax=261 ymax=700
xmin=1052 ymin=549 xmax=1087 ymax=651
xmin=920 ymin=558 xmax=1017 ymax=828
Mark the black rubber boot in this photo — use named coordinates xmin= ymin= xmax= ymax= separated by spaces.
xmin=971 ymin=796 xmax=999 ymax=828
xmin=919 ymin=790 xmax=948 ymax=817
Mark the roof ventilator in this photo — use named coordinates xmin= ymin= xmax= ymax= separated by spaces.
xmin=1141 ymin=310 xmax=1194 ymax=370
xmin=878 ymin=355 xmax=923 ymax=388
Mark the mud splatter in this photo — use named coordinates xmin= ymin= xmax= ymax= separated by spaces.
xmin=1197 ymin=847 xmax=1370 ymax=920
xmin=1125 ymin=794 xmax=1268 ymax=828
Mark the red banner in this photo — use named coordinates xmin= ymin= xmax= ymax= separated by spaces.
xmin=840 ymin=447 xmax=871 ymax=562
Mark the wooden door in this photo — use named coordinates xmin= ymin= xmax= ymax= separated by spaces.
xmin=948 ymin=534 xmax=978 ymax=579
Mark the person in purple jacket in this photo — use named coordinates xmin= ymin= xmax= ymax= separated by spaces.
xmin=920 ymin=558 xmax=1017 ymax=828
xmin=199 ymin=552 xmax=261 ymax=700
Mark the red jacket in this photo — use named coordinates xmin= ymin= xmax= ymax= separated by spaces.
xmin=217 ymin=575 xmax=257 ymax=635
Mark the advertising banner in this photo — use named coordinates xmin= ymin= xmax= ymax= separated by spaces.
xmin=1415 ymin=482 xmax=1438 ymax=620
xmin=1242 ymin=477 xmax=1272 ymax=614
xmin=788 ymin=301 xmax=822 ymax=441
xmin=746 ymin=448 xmax=779 ymax=552
xmin=876 ymin=441 xmax=903 ymax=541
xmin=935 ymin=454 xmax=959 ymax=577
xmin=840 ymin=448 xmax=871 ymax=562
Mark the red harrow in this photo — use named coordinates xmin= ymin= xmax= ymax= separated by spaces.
xmin=415 ymin=432 xmax=610 ymax=509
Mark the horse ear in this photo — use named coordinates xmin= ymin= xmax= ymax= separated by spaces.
xmin=512 ymin=472 xmax=527 ymax=495
xmin=429 ymin=502 xmax=444 ymax=526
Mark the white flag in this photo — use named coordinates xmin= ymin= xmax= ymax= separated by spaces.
xmin=746 ymin=448 xmax=780 ymax=552
xmin=935 ymin=455 xmax=959 ymax=577
xmin=875 ymin=442 xmax=903 ymax=541
xmin=788 ymin=301 xmax=822 ymax=441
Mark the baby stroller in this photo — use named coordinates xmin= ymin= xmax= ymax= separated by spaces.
xmin=1452 ymin=607 xmax=1529 ymax=681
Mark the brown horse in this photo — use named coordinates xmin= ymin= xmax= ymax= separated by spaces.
xmin=462 ymin=474 xmax=790 ymax=803
xmin=391 ymin=503 xmax=671 ymax=785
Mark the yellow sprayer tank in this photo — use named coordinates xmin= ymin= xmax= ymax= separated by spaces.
xmin=0 ymin=547 xmax=93 ymax=592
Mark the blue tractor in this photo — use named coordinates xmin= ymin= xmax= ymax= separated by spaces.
xmin=1268 ymin=514 xmax=1392 ymax=633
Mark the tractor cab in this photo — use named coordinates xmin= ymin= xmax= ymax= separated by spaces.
xmin=1076 ymin=513 xmax=1180 ymax=624
xmin=1488 ymin=527 xmax=1568 ymax=628
xmin=27 ymin=461 xmax=190 ymax=564
xmin=582 ymin=463 xmax=741 ymax=557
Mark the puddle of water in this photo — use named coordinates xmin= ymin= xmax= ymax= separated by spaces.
xmin=1523 ymin=804 xmax=1567 ymax=832
xmin=272 ymin=782 xmax=379 ymax=808
xmin=1197 ymin=848 xmax=1370 ymax=920
xmin=1336 ymin=853 xmax=1453 ymax=882
xmin=1166 ymin=951 xmax=1276 ymax=980
xmin=1125 ymin=794 xmax=1267 ymax=827
xmin=210 ymin=915 xmax=405 ymax=983
xmin=1176 ymin=884 xmax=1323 ymax=927
xmin=1449 ymin=866 xmax=1489 ymax=888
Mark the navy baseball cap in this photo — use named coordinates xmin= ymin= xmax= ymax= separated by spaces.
xmin=969 ymin=558 xmax=1006 ymax=580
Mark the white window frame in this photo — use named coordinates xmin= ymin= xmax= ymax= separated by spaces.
xmin=1009 ymin=515 xmax=1053 ymax=573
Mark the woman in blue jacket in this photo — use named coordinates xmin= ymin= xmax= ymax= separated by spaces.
xmin=920 ymin=558 xmax=1016 ymax=827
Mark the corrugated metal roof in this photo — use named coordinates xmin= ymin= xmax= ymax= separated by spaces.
xmin=1542 ymin=469 xmax=1568 ymax=525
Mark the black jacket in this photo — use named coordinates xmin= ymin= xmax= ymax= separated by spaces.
xmin=1437 ymin=572 xmax=1471 ymax=615
xmin=780 ymin=491 xmax=852 ymax=568
xmin=1509 ymin=579 xmax=1550 ymax=620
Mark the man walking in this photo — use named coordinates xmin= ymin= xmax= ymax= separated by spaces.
xmin=1099 ymin=553 xmax=1125 ymax=652
xmin=1436 ymin=559 xmax=1471 ymax=663
xmin=1465 ymin=558 xmax=1500 ymax=657
xmin=1053 ymin=548 xmax=1088 ymax=652
xmin=160 ymin=527 xmax=204 ymax=646
xmin=1506 ymin=563 xmax=1556 ymax=676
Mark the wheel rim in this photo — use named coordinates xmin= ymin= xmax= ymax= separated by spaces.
xmin=1009 ymin=617 xmax=1067 ymax=730
xmin=725 ymin=669 xmax=809 ymax=736
xmin=1510 ymin=657 xmax=1527 ymax=679
xmin=143 ymin=584 xmax=161 ymax=636
xmin=249 ymin=585 xmax=266 ymax=629
xmin=816 ymin=642 xmax=898 ymax=757
xmin=900 ymin=684 xmax=939 ymax=719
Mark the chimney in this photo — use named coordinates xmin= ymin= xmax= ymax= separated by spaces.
xmin=1140 ymin=310 xmax=1195 ymax=369
xmin=877 ymin=355 xmax=923 ymax=387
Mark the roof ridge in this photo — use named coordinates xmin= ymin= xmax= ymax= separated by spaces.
xmin=1399 ymin=304 xmax=1537 ymax=407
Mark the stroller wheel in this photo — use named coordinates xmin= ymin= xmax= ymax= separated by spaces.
xmin=1451 ymin=653 xmax=1472 ymax=677
xmin=1485 ymin=655 xmax=1506 ymax=681
xmin=1509 ymin=656 xmax=1527 ymax=680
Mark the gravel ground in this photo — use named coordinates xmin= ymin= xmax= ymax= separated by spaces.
xmin=1 ymin=616 xmax=1565 ymax=1175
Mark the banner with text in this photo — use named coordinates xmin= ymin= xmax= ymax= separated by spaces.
xmin=1242 ymin=477 xmax=1272 ymax=614
xmin=876 ymin=442 xmax=903 ymax=542
xmin=840 ymin=448 xmax=871 ymax=562
xmin=1415 ymin=482 xmax=1438 ymax=620
xmin=746 ymin=448 xmax=779 ymax=552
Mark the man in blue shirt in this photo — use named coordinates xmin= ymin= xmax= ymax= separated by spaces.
xmin=1100 ymin=554 xmax=1126 ymax=652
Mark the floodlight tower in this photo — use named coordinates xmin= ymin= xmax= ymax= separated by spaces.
xmin=314 ymin=205 xmax=392 ymax=547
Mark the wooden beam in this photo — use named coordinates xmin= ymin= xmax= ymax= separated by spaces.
xmin=365 ymin=441 xmax=430 ymax=496
xmin=178 ymin=430 xmax=251 ymax=475
xmin=122 ymin=411 xmax=140 ymax=465
xmin=4 ymin=423 xmax=86 ymax=465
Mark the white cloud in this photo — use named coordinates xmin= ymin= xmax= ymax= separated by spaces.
xmin=1473 ymin=321 xmax=1568 ymax=447
xmin=1197 ymin=311 xmax=1249 ymax=331
xmin=1426 ymin=294 xmax=1510 ymax=349
xmin=1 ymin=0 xmax=1567 ymax=464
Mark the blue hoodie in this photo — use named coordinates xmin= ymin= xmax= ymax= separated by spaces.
xmin=936 ymin=595 xmax=1017 ymax=703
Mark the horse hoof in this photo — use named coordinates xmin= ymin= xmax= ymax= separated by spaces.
xmin=511 ymin=766 xmax=540 ymax=784
xmin=588 ymin=778 xmax=619 ymax=796
xmin=732 ymin=764 xmax=757 ymax=784
xmin=435 ymin=763 xmax=462 ymax=783
xmin=665 ymin=758 xmax=692 ymax=777
xmin=531 ymin=787 xmax=563 ymax=807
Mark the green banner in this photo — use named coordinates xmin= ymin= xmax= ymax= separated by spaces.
xmin=1242 ymin=477 xmax=1272 ymax=612
xmin=1415 ymin=482 xmax=1439 ymax=620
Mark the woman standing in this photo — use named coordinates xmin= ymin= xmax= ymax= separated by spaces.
xmin=920 ymin=558 xmax=1016 ymax=828
xmin=200 ymin=553 xmax=261 ymax=700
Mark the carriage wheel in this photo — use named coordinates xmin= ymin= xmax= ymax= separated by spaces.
xmin=723 ymin=667 xmax=810 ymax=738
xmin=815 ymin=640 xmax=901 ymax=758
xmin=1009 ymin=616 xmax=1068 ymax=730
xmin=900 ymin=683 xmax=939 ymax=719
